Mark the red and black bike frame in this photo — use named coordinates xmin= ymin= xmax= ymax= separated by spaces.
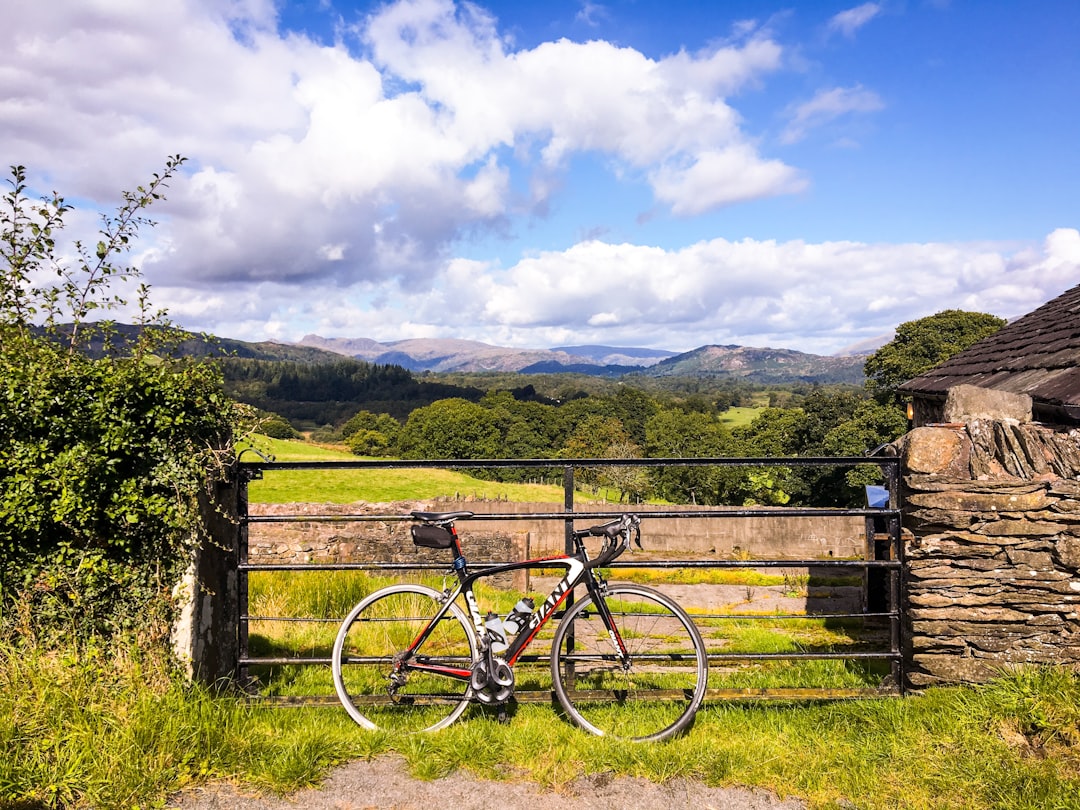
xmin=396 ymin=523 xmax=629 ymax=683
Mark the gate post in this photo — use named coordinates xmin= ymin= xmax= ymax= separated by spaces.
xmin=171 ymin=475 xmax=241 ymax=684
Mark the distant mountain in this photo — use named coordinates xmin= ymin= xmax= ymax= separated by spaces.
xmin=643 ymin=345 xmax=865 ymax=385
xmin=56 ymin=324 xmax=868 ymax=385
xmin=550 ymin=345 xmax=676 ymax=365
xmin=297 ymin=335 xmax=668 ymax=373
xmin=44 ymin=322 xmax=349 ymax=364
xmin=295 ymin=335 xmax=866 ymax=384
xmin=834 ymin=333 xmax=892 ymax=357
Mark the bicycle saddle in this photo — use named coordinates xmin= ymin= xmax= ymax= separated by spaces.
xmin=411 ymin=510 xmax=475 ymax=522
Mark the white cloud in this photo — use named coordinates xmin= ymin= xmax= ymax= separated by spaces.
xmin=781 ymin=84 xmax=884 ymax=144
xmin=576 ymin=1 xmax=609 ymax=27
xmin=828 ymin=3 xmax=882 ymax=38
xmin=650 ymin=145 xmax=808 ymax=215
xmin=151 ymin=229 xmax=1080 ymax=357
xmin=2 ymin=0 xmax=802 ymax=293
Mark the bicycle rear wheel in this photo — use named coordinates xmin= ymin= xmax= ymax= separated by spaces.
xmin=332 ymin=584 xmax=477 ymax=733
xmin=551 ymin=584 xmax=707 ymax=742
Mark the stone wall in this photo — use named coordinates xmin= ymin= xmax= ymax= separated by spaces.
xmin=248 ymin=502 xmax=527 ymax=589
xmin=899 ymin=420 xmax=1080 ymax=687
xmin=248 ymin=500 xmax=869 ymax=566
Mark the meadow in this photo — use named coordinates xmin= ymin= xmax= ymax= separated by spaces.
xmin=3 ymin=639 xmax=1078 ymax=810
xmin=1 ymin=436 xmax=1077 ymax=809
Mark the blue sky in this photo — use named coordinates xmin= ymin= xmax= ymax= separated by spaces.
xmin=3 ymin=0 xmax=1078 ymax=354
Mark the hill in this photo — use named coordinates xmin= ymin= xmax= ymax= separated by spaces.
xmin=644 ymin=345 xmax=865 ymax=385
xmin=295 ymin=334 xmax=864 ymax=383
xmin=298 ymin=335 xmax=673 ymax=373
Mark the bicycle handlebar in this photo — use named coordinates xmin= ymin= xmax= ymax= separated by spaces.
xmin=577 ymin=513 xmax=641 ymax=566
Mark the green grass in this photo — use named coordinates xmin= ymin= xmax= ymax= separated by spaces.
xmin=3 ymin=637 xmax=1078 ymax=809
xmin=241 ymin=436 xmax=599 ymax=504
xmin=242 ymin=435 xmax=357 ymax=462
xmin=717 ymin=406 xmax=762 ymax=429
xmin=608 ymin=566 xmax=860 ymax=589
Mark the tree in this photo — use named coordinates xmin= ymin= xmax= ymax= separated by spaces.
xmin=864 ymin=310 xmax=1007 ymax=400
xmin=1 ymin=159 xmax=239 ymax=643
xmin=342 ymin=409 xmax=400 ymax=456
xmin=396 ymin=398 xmax=501 ymax=459
xmin=645 ymin=409 xmax=733 ymax=504
xmin=559 ymin=415 xmax=634 ymax=493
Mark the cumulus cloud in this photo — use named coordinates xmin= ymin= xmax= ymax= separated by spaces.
xmin=2 ymin=0 xmax=801 ymax=294
xmin=148 ymin=229 xmax=1080 ymax=356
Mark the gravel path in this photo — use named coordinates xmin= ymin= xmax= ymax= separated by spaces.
xmin=168 ymin=756 xmax=808 ymax=810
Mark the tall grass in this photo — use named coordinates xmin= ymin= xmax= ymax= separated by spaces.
xmin=2 ymin=635 xmax=1078 ymax=809
xmin=0 ymin=641 xmax=362 ymax=808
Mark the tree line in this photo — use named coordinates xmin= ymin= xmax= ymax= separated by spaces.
xmin=321 ymin=308 xmax=1007 ymax=508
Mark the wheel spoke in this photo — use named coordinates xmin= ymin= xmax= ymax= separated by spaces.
xmin=332 ymin=585 xmax=476 ymax=733
xmin=551 ymin=585 xmax=707 ymax=742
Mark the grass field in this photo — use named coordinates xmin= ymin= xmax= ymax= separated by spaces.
xmin=717 ymin=406 xmax=761 ymax=429
xmin=3 ymin=634 xmax=1078 ymax=810
xmin=242 ymin=436 xmax=664 ymax=505
xmin=5 ymin=433 xmax=1069 ymax=808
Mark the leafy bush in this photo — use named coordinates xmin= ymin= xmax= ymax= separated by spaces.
xmin=0 ymin=158 xmax=239 ymax=643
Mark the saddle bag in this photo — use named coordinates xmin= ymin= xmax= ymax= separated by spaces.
xmin=411 ymin=524 xmax=454 ymax=549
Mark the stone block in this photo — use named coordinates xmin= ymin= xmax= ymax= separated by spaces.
xmin=901 ymin=426 xmax=969 ymax=475
xmin=909 ymin=654 xmax=1000 ymax=686
xmin=909 ymin=606 xmax=1032 ymax=623
xmin=906 ymin=489 xmax=1052 ymax=513
xmin=975 ymin=518 xmax=1064 ymax=537
xmin=1049 ymin=479 xmax=1080 ymax=498
xmin=1054 ymin=536 xmax=1080 ymax=570
xmin=943 ymin=385 xmax=1032 ymax=424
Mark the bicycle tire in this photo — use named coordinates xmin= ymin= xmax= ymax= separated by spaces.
xmin=332 ymin=584 xmax=477 ymax=733
xmin=550 ymin=584 xmax=707 ymax=742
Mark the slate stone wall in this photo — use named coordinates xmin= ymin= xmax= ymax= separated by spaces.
xmin=899 ymin=420 xmax=1080 ymax=687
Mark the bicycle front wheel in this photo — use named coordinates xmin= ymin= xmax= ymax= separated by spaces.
xmin=551 ymin=584 xmax=707 ymax=742
xmin=332 ymin=584 xmax=477 ymax=733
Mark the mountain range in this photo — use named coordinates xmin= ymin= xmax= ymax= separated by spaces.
xmin=295 ymin=335 xmax=868 ymax=385
xmin=57 ymin=323 xmax=873 ymax=386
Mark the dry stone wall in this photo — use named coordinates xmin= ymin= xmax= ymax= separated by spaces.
xmin=899 ymin=420 xmax=1080 ymax=687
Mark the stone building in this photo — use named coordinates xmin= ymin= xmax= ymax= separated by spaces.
xmin=895 ymin=282 xmax=1080 ymax=686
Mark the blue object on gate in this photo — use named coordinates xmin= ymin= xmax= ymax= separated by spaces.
xmin=865 ymin=485 xmax=889 ymax=508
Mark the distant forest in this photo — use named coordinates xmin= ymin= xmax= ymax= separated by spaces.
xmin=218 ymin=355 xmax=777 ymax=431
xmin=220 ymin=357 xmax=485 ymax=425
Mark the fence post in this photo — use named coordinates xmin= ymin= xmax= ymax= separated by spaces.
xmin=171 ymin=475 xmax=240 ymax=685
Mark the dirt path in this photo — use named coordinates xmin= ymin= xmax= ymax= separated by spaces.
xmin=168 ymin=756 xmax=808 ymax=810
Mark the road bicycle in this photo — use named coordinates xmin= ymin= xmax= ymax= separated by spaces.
xmin=331 ymin=511 xmax=708 ymax=742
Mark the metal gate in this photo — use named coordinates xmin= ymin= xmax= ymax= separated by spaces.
xmin=235 ymin=456 xmax=904 ymax=704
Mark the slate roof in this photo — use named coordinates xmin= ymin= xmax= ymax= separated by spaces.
xmin=898 ymin=283 xmax=1080 ymax=417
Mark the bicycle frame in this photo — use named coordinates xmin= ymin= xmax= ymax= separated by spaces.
xmin=398 ymin=522 xmax=626 ymax=684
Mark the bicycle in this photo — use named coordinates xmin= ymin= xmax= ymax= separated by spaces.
xmin=331 ymin=511 xmax=708 ymax=742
